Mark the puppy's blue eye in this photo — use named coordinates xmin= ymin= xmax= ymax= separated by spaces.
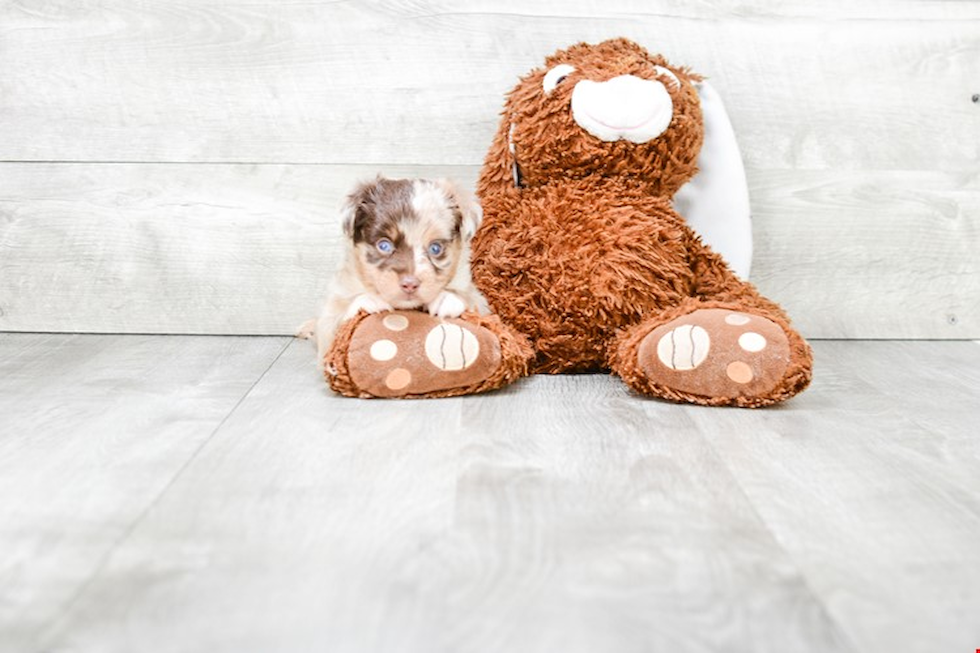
xmin=376 ymin=239 xmax=394 ymax=255
xmin=427 ymin=241 xmax=445 ymax=257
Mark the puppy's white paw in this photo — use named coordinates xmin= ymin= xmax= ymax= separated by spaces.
xmin=344 ymin=294 xmax=393 ymax=320
xmin=427 ymin=291 xmax=467 ymax=319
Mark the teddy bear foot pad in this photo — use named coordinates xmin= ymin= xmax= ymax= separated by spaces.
xmin=638 ymin=308 xmax=790 ymax=401
xmin=346 ymin=311 xmax=502 ymax=398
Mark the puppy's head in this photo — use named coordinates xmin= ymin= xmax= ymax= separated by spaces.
xmin=340 ymin=176 xmax=481 ymax=309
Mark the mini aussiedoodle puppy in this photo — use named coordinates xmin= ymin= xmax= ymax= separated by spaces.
xmin=303 ymin=176 xmax=489 ymax=368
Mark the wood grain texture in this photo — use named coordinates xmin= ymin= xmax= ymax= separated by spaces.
xmin=8 ymin=337 xmax=980 ymax=652
xmin=0 ymin=333 xmax=289 ymax=653
xmin=2 ymin=163 xmax=976 ymax=338
xmin=0 ymin=162 xmax=473 ymax=335
xmin=1 ymin=1 xmax=978 ymax=337
xmin=36 ymin=339 xmax=853 ymax=653
xmin=693 ymin=340 xmax=980 ymax=653
xmin=1 ymin=0 xmax=977 ymax=171
xmin=750 ymin=169 xmax=980 ymax=338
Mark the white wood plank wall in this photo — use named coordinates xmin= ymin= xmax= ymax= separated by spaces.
xmin=1 ymin=0 xmax=978 ymax=337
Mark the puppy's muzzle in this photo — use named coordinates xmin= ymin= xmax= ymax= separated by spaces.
xmin=400 ymin=275 xmax=420 ymax=296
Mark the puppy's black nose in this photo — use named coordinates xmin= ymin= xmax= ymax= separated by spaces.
xmin=400 ymin=275 xmax=420 ymax=295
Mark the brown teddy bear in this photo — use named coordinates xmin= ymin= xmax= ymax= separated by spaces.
xmin=328 ymin=38 xmax=811 ymax=406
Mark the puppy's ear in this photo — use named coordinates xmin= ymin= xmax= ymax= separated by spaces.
xmin=340 ymin=176 xmax=383 ymax=239
xmin=437 ymin=178 xmax=482 ymax=241
xmin=339 ymin=193 xmax=358 ymax=239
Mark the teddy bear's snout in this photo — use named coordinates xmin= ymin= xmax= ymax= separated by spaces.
xmin=570 ymin=74 xmax=673 ymax=144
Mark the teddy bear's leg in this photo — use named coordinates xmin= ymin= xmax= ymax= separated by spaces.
xmin=323 ymin=310 xmax=532 ymax=399
xmin=610 ymin=298 xmax=812 ymax=407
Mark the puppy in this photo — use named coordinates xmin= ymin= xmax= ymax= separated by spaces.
xmin=306 ymin=176 xmax=489 ymax=368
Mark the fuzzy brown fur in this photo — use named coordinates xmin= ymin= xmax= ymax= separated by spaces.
xmin=472 ymin=38 xmax=812 ymax=406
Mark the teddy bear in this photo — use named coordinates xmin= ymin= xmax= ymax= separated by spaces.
xmin=327 ymin=38 xmax=811 ymax=407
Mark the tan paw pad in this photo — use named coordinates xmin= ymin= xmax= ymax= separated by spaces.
xmin=656 ymin=324 xmax=711 ymax=370
xmin=425 ymin=323 xmax=481 ymax=371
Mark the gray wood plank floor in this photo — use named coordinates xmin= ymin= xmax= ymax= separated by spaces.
xmin=1 ymin=335 xmax=978 ymax=653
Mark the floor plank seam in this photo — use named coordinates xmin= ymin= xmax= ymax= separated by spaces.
xmin=699 ymin=433 xmax=866 ymax=653
xmin=31 ymin=337 xmax=294 ymax=649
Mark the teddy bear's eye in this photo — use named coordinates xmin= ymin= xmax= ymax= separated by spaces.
xmin=543 ymin=64 xmax=576 ymax=94
xmin=653 ymin=65 xmax=681 ymax=90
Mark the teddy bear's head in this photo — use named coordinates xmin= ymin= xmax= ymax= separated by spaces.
xmin=481 ymin=38 xmax=704 ymax=198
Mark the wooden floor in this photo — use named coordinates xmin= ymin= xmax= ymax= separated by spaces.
xmin=1 ymin=334 xmax=978 ymax=653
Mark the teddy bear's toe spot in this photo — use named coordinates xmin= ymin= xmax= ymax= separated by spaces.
xmin=656 ymin=324 xmax=710 ymax=371
xmin=383 ymin=314 xmax=410 ymax=331
xmin=370 ymin=339 xmax=398 ymax=361
xmin=725 ymin=313 xmax=752 ymax=326
xmin=385 ymin=368 xmax=412 ymax=391
xmin=738 ymin=332 xmax=767 ymax=353
xmin=425 ymin=323 xmax=480 ymax=371
xmin=726 ymin=361 xmax=754 ymax=384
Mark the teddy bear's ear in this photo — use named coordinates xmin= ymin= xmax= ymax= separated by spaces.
xmin=437 ymin=178 xmax=483 ymax=241
xmin=672 ymin=80 xmax=754 ymax=280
